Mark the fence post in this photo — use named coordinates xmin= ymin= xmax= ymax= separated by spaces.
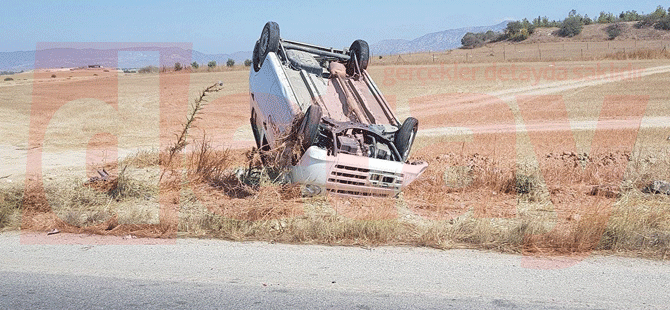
xmin=581 ymin=48 xmax=583 ymax=60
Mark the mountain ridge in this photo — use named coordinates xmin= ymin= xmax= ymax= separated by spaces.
xmin=370 ymin=21 xmax=511 ymax=55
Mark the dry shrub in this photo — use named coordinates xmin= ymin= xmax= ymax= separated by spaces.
xmin=605 ymin=48 xmax=670 ymax=60
xmin=38 ymin=179 xmax=114 ymax=228
xmin=120 ymin=149 xmax=159 ymax=168
xmin=0 ymin=184 xmax=24 ymax=229
xmin=191 ymin=181 xmax=303 ymax=222
xmin=601 ymin=194 xmax=670 ymax=256
xmin=187 ymin=137 xmax=232 ymax=184
xmin=523 ymin=201 xmax=612 ymax=254
xmin=20 ymin=178 xmax=171 ymax=238
xmin=183 ymin=137 xmax=303 ymax=221
xmin=404 ymin=153 xmax=519 ymax=220
xmin=328 ymin=196 xmax=398 ymax=220
xmin=258 ymin=114 xmax=307 ymax=169
xmin=160 ymin=83 xmax=223 ymax=182
xmin=283 ymin=214 xmax=412 ymax=246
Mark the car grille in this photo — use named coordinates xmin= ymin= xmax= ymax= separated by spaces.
xmin=326 ymin=164 xmax=404 ymax=197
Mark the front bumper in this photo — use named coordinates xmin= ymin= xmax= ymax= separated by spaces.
xmin=290 ymin=146 xmax=428 ymax=197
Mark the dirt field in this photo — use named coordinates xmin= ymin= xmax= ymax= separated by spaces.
xmin=1 ymin=55 xmax=669 ymax=258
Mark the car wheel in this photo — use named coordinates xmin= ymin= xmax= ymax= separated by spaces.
xmin=346 ymin=39 xmax=369 ymax=75
xmin=300 ymin=105 xmax=322 ymax=151
xmin=394 ymin=117 xmax=418 ymax=162
xmin=259 ymin=21 xmax=280 ymax=68
xmin=252 ymin=40 xmax=261 ymax=72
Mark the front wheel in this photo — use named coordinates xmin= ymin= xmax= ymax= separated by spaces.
xmin=394 ymin=117 xmax=418 ymax=162
xmin=299 ymin=105 xmax=322 ymax=151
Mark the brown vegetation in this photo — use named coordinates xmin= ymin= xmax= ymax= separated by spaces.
xmin=2 ymin=41 xmax=669 ymax=260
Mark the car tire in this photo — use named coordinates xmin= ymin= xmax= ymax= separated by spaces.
xmin=259 ymin=21 xmax=280 ymax=68
xmin=252 ymin=40 xmax=261 ymax=72
xmin=346 ymin=39 xmax=369 ymax=75
xmin=394 ymin=117 xmax=418 ymax=162
xmin=300 ymin=105 xmax=322 ymax=151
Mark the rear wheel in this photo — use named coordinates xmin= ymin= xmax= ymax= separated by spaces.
xmin=252 ymin=40 xmax=261 ymax=72
xmin=346 ymin=39 xmax=369 ymax=75
xmin=258 ymin=21 xmax=280 ymax=68
xmin=300 ymin=105 xmax=322 ymax=151
xmin=394 ymin=117 xmax=418 ymax=162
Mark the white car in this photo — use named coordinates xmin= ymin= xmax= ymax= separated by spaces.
xmin=249 ymin=21 xmax=427 ymax=197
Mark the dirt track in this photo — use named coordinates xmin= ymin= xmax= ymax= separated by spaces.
xmin=2 ymin=62 xmax=669 ymax=182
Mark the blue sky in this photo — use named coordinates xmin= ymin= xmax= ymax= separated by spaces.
xmin=1 ymin=0 xmax=666 ymax=53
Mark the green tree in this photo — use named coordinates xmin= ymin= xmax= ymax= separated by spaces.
xmin=174 ymin=62 xmax=182 ymax=71
xmin=558 ymin=16 xmax=583 ymax=37
xmin=542 ymin=16 xmax=549 ymax=27
xmin=191 ymin=61 xmax=199 ymax=69
xmin=506 ymin=21 xmax=522 ymax=36
xmin=583 ymin=14 xmax=593 ymax=25
xmin=597 ymin=11 xmax=615 ymax=24
xmin=651 ymin=5 xmax=667 ymax=19
xmin=244 ymin=59 xmax=252 ymax=66
xmin=226 ymin=58 xmax=235 ymax=67
xmin=655 ymin=15 xmax=670 ymax=30
xmin=461 ymin=32 xmax=483 ymax=48
xmin=207 ymin=61 xmax=217 ymax=69
xmin=521 ymin=18 xmax=536 ymax=34
xmin=505 ymin=20 xmax=531 ymax=41
xmin=606 ymin=23 xmax=625 ymax=39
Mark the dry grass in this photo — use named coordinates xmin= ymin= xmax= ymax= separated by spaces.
xmin=604 ymin=48 xmax=670 ymax=60
xmin=5 ymin=143 xmax=669 ymax=258
xmin=371 ymin=40 xmax=670 ymax=65
xmin=2 ymin=40 xmax=669 ymax=259
xmin=0 ymin=184 xmax=23 ymax=230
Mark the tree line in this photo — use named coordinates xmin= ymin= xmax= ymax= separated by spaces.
xmin=462 ymin=5 xmax=670 ymax=48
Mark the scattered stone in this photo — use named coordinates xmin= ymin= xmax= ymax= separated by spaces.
xmin=123 ymin=234 xmax=137 ymax=240
xmin=589 ymin=185 xmax=619 ymax=198
xmin=645 ymin=180 xmax=670 ymax=195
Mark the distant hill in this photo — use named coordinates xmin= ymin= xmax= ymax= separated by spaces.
xmin=0 ymin=48 xmax=252 ymax=72
xmin=370 ymin=21 xmax=511 ymax=55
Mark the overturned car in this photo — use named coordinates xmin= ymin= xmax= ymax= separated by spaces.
xmin=249 ymin=21 xmax=427 ymax=197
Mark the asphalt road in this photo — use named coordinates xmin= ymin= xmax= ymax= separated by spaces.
xmin=1 ymin=232 xmax=669 ymax=309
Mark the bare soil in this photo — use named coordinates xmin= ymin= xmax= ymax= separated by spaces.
xmin=2 ymin=53 xmax=670 ymax=257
